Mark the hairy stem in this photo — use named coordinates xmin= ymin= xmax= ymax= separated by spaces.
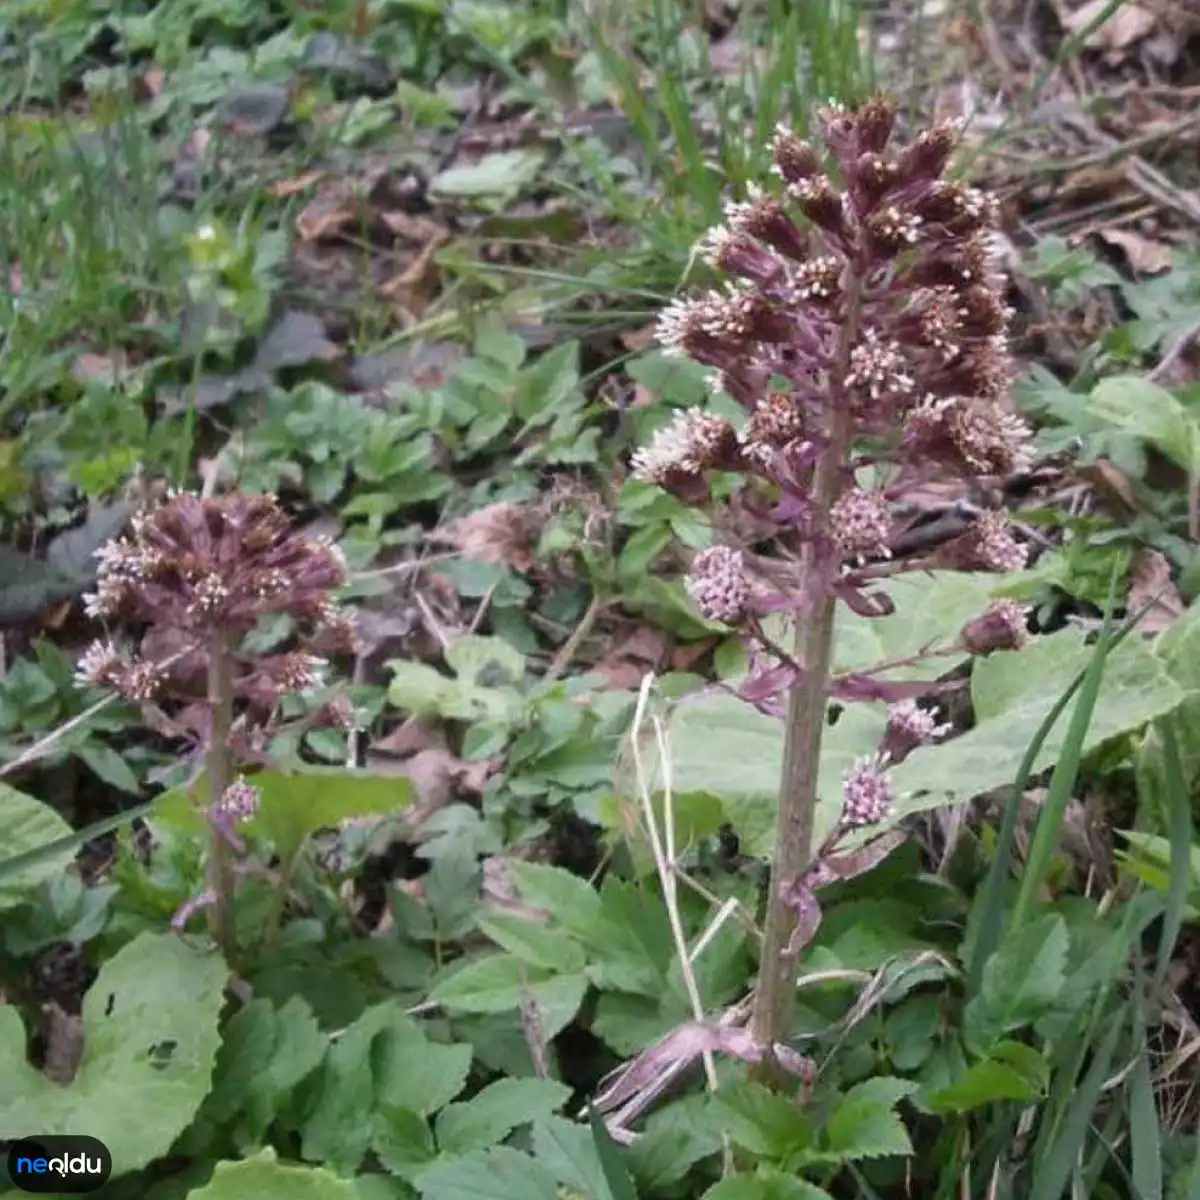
xmin=205 ymin=632 xmax=238 ymax=961
xmin=751 ymin=275 xmax=864 ymax=1084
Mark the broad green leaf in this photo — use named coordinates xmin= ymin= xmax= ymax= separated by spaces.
xmin=0 ymin=782 xmax=75 ymax=908
xmin=832 ymin=571 xmax=1010 ymax=679
xmin=532 ymin=1116 xmax=618 ymax=1200
xmin=153 ymin=768 xmax=415 ymax=865
xmin=628 ymin=1093 xmax=725 ymax=1190
xmin=299 ymin=1006 xmax=382 ymax=1170
xmin=507 ymin=860 xmax=603 ymax=937
xmin=711 ymin=1081 xmax=810 ymax=1159
xmin=703 ymin=1173 xmax=835 ymax=1199
xmin=964 ymin=914 xmax=1069 ymax=1052
xmin=891 ymin=630 xmax=1183 ymax=815
xmin=663 ymin=694 xmax=881 ymax=857
xmin=413 ymin=1144 xmax=561 ymax=1200
xmin=476 ymin=912 xmax=587 ymax=973
xmin=585 ymin=876 xmax=673 ymax=996
xmin=665 ymin=622 xmax=1183 ymax=859
xmin=375 ymin=1017 xmax=473 ymax=1116
xmin=443 ymin=636 xmax=525 ymax=687
xmin=429 ymin=954 xmax=587 ymax=1039
xmin=921 ymin=1051 xmax=1046 ymax=1113
xmin=373 ymin=1105 xmax=437 ymax=1179
xmin=436 ymin=1078 xmax=571 ymax=1156
xmin=429 ymin=150 xmax=547 ymax=203
xmin=0 ymin=932 xmax=227 ymax=1177
xmin=186 ymin=1147 xmax=359 ymax=1198
xmin=1087 ymin=375 xmax=1200 ymax=474
xmin=251 ymin=768 xmax=415 ymax=865
xmin=206 ymin=996 xmax=327 ymax=1141
xmin=815 ymin=1077 xmax=917 ymax=1164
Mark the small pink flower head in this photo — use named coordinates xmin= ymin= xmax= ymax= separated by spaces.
xmin=687 ymin=545 xmax=748 ymax=624
xmin=883 ymin=699 xmax=951 ymax=763
xmin=841 ymin=754 xmax=895 ymax=828
xmin=215 ymin=778 xmax=260 ymax=822
xmin=831 ymin=487 xmax=892 ymax=561
xmin=631 ymin=408 xmax=740 ymax=494
xmin=972 ymin=510 xmax=1028 ymax=572
xmin=960 ymin=599 xmax=1029 ymax=654
xmin=887 ymin=699 xmax=950 ymax=745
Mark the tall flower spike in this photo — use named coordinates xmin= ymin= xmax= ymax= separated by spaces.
xmin=629 ymin=101 xmax=1034 ymax=1081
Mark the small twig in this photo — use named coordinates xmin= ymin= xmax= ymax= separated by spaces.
xmin=1148 ymin=314 xmax=1200 ymax=386
xmin=542 ymin=592 xmax=607 ymax=686
xmin=628 ymin=677 xmax=720 ymax=1100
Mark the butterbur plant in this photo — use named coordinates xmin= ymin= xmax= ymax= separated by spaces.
xmin=632 ymin=98 xmax=1034 ymax=1082
xmin=75 ymin=491 xmax=356 ymax=961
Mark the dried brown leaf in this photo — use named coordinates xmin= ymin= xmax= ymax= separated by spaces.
xmin=1066 ymin=0 xmax=1157 ymax=59
xmin=1098 ymin=228 xmax=1174 ymax=275
xmin=435 ymin=502 xmax=539 ymax=572
xmin=1128 ymin=547 xmax=1185 ymax=636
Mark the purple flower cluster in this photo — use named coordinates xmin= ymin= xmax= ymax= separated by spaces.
xmin=632 ymin=98 xmax=1036 ymax=832
xmin=75 ymin=490 xmax=356 ymax=748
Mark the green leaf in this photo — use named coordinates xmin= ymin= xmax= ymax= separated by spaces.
xmin=507 ymin=861 xmax=603 ymax=939
xmin=711 ymin=1081 xmax=810 ymax=1159
xmin=429 ymin=150 xmax=547 ymax=203
xmin=206 ymin=996 xmax=327 ymax=1141
xmin=77 ymin=742 xmax=141 ymax=794
xmin=667 ymin=623 xmax=1184 ymax=858
xmin=373 ymin=1105 xmax=437 ymax=1179
xmin=703 ymin=1173 xmax=835 ymax=1199
xmin=0 ymin=932 xmax=227 ymax=1177
xmin=301 ymin=1003 xmax=469 ymax=1173
xmin=185 ymin=1147 xmax=360 ymax=1198
xmin=429 ymin=954 xmax=587 ymax=1040
xmin=890 ymin=630 xmax=1183 ymax=814
xmin=413 ymin=1144 xmax=561 ymax=1200
xmin=435 ymin=1078 xmax=571 ymax=1156
xmin=476 ymin=912 xmax=587 ymax=973
xmin=375 ymin=1016 xmax=473 ymax=1115
xmin=1087 ymin=375 xmax=1200 ymax=475
xmin=926 ymin=1042 xmax=1050 ymax=1113
xmin=965 ymin=913 xmax=1069 ymax=1052
xmin=628 ymin=1093 xmax=725 ymax=1190
xmin=0 ymin=782 xmax=75 ymax=908
xmin=531 ymin=1116 xmax=618 ymax=1199
xmin=250 ymin=768 xmax=415 ymax=865
xmin=831 ymin=571 xmax=1007 ymax=680
xmin=663 ymin=692 xmax=880 ymax=857
xmin=817 ymin=1077 xmax=917 ymax=1164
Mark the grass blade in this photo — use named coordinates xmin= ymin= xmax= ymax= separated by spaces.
xmin=1129 ymin=962 xmax=1164 ymax=1200
xmin=1152 ymin=717 xmax=1193 ymax=988
xmin=0 ymin=798 xmax=155 ymax=884
xmin=1008 ymin=575 xmax=1119 ymax=936
xmin=1028 ymin=1004 xmax=1125 ymax=1200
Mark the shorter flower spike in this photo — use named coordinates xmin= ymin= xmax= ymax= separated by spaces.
xmin=841 ymin=754 xmax=895 ymax=828
xmin=960 ymin=599 xmax=1029 ymax=654
xmin=687 ymin=546 xmax=749 ymax=624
